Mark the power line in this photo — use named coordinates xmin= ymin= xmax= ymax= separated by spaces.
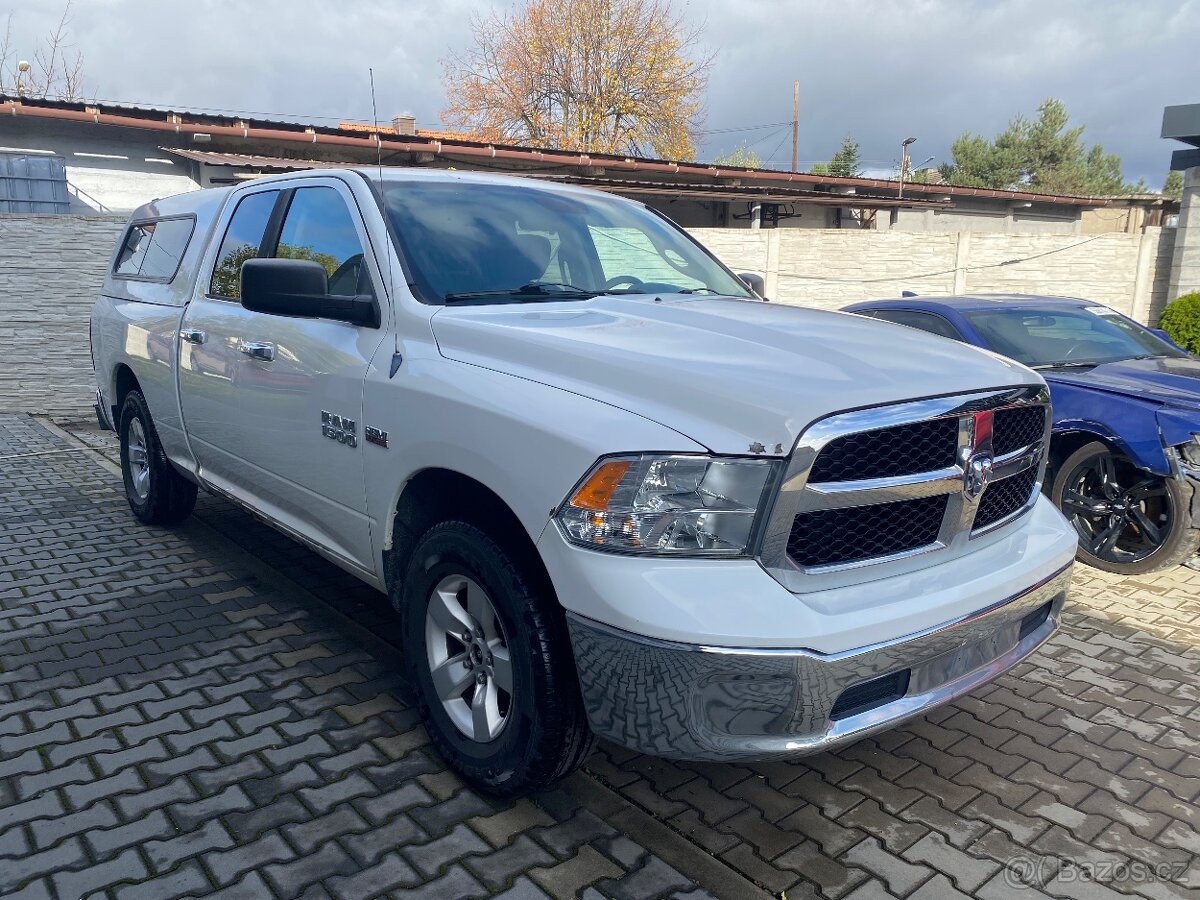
xmin=696 ymin=120 xmax=795 ymax=135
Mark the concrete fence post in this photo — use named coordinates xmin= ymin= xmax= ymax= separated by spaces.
xmin=1168 ymin=166 xmax=1200 ymax=300
xmin=952 ymin=232 xmax=971 ymax=294
xmin=1130 ymin=228 xmax=1156 ymax=325
xmin=765 ymin=230 xmax=781 ymax=300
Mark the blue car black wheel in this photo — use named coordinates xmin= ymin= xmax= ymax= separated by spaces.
xmin=1052 ymin=442 xmax=1199 ymax=574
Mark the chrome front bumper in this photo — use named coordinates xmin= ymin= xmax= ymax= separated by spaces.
xmin=567 ymin=563 xmax=1071 ymax=761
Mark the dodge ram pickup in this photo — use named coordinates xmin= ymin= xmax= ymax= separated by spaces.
xmin=91 ymin=168 xmax=1077 ymax=795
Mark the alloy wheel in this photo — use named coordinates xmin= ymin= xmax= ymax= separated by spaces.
xmin=424 ymin=574 xmax=513 ymax=742
xmin=126 ymin=417 xmax=151 ymax=501
xmin=1059 ymin=452 xmax=1173 ymax=565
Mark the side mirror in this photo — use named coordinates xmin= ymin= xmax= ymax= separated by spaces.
xmin=737 ymin=272 xmax=768 ymax=300
xmin=241 ymin=258 xmax=379 ymax=328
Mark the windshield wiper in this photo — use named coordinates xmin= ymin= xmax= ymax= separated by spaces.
xmin=443 ymin=282 xmax=598 ymax=304
xmin=1033 ymin=361 xmax=1102 ymax=370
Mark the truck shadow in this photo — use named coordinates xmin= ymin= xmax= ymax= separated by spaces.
xmin=186 ymin=489 xmax=1199 ymax=898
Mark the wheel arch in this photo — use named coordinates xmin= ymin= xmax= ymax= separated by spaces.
xmin=112 ymin=363 xmax=141 ymax=409
xmin=1047 ymin=424 xmax=1167 ymax=489
xmin=383 ymin=467 xmax=556 ymax=610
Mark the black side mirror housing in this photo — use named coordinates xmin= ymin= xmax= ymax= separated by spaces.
xmin=737 ymin=272 xmax=768 ymax=301
xmin=241 ymin=258 xmax=380 ymax=328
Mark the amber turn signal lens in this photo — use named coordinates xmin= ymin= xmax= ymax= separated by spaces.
xmin=569 ymin=460 xmax=631 ymax=511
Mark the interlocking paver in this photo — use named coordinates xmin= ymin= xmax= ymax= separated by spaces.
xmin=4 ymin=414 xmax=1198 ymax=900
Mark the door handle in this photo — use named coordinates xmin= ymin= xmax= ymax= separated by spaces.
xmin=239 ymin=341 xmax=276 ymax=362
xmin=179 ymin=327 xmax=207 ymax=345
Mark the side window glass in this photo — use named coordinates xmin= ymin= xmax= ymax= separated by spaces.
xmin=876 ymin=310 xmax=963 ymax=341
xmin=209 ymin=191 xmax=278 ymax=299
xmin=276 ymin=187 xmax=372 ymax=297
xmin=115 ymin=224 xmax=152 ymax=275
xmin=114 ymin=218 xmax=195 ymax=281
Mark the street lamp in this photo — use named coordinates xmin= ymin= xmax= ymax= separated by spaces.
xmin=898 ymin=137 xmax=917 ymax=200
xmin=15 ymin=60 xmax=30 ymax=98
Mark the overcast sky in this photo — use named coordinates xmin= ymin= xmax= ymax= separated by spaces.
xmin=7 ymin=0 xmax=1198 ymax=186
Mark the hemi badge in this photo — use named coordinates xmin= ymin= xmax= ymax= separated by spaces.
xmin=365 ymin=426 xmax=388 ymax=448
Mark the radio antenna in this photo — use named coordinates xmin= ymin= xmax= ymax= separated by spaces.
xmin=369 ymin=67 xmax=400 ymax=369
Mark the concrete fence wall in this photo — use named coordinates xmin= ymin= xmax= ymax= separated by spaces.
xmin=0 ymin=213 xmax=1181 ymax=417
xmin=0 ymin=214 xmax=125 ymax=417
xmin=690 ymin=227 xmax=1177 ymax=320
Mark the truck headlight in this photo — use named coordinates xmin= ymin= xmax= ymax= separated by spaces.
xmin=556 ymin=454 xmax=778 ymax=556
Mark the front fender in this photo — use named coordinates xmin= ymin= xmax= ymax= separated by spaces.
xmin=361 ymin=349 xmax=706 ymax=584
xmin=1048 ymin=381 xmax=1171 ymax=475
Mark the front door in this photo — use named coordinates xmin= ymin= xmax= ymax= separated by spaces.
xmin=178 ymin=178 xmax=389 ymax=571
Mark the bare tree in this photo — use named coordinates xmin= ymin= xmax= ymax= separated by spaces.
xmin=0 ymin=3 xmax=87 ymax=102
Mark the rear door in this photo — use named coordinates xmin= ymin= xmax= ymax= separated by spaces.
xmin=178 ymin=177 xmax=389 ymax=571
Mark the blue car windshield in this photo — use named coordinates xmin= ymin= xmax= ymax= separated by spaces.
xmin=382 ymin=180 xmax=752 ymax=304
xmin=964 ymin=306 xmax=1186 ymax=368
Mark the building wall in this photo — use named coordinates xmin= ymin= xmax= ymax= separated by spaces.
xmin=0 ymin=118 xmax=200 ymax=212
xmin=0 ymin=213 xmax=125 ymax=415
xmin=891 ymin=201 xmax=1081 ymax=234
xmin=0 ymin=214 xmax=1178 ymax=417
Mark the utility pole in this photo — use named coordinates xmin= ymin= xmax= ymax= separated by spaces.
xmin=898 ymin=136 xmax=916 ymax=200
xmin=791 ymin=81 xmax=799 ymax=172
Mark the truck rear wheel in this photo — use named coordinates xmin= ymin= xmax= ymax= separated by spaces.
xmin=118 ymin=390 xmax=197 ymax=526
xmin=399 ymin=520 xmax=594 ymax=796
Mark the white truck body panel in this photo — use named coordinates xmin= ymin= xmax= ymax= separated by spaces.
xmin=90 ymin=166 xmax=1079 ymax=764
xmin=431 ymin=294 xmax=1042 ymax=455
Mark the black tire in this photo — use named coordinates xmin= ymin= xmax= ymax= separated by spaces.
xmin=1051 ymin=441 xmax=1199 ymax=575
xmin=118 ymin=390 xmax=197 ymax=526
xmin=399 ymin=520 xmax=594 ymax=796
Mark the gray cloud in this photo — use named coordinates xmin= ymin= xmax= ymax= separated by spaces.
xmin=6 ymin=0 xmax=1196 ymax=187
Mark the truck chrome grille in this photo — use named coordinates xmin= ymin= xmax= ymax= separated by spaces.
xmin=992 ymin=406 xmax=1046 ymax=457
xmin=808 ymin=417 xmax=959 ymax=482
xmin=788 ymin=495 xmax=947 ymax=567
xmin=974 ymin=465 xmax=1039 ymax=531
xmin=757 ymin=387 xmax=1050 ymax=590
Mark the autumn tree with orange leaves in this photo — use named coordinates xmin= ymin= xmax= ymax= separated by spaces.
xmin=442 ymin=0 xmax=710 ymax=161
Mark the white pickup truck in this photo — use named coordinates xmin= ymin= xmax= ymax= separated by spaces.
xmin=91 ymin=168 xmax=1077 ymax=794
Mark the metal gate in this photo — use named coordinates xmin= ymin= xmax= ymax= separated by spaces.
xmin=0 ymin=152 xmax=70 ymax=213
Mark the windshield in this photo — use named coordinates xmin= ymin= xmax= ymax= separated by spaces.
xmin=382 ymin=180 xmax=752 ymax=304
xmin=964 ymin=306 xmax=1186 ymax=368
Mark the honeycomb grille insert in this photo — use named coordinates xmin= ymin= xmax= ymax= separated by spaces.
xmin=974 ymin=467 xmax=1038 ymax=530
xmin=992 ymin=406 xmax=1047 ymax=457
xmin=787 ymin=495 xmax=947 ymax=568
xmin=808 ymin=417 xmax=959 ymax=483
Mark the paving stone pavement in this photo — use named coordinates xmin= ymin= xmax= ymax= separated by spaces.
xmin=2 ymin=413 xmax=1198 ymax=900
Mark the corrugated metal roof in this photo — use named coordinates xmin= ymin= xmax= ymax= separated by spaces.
xmin=0 ymin=95 xmax=1111 ymax=207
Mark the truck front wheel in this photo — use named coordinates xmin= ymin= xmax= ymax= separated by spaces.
xmin=399 ymin=520 xmax=594 ymax=795
xmin=118 ymin=390 xmax=197 ymax=526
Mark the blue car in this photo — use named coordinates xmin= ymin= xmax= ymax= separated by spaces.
xmin=843 ymin=294 xmax=1200 ymax=574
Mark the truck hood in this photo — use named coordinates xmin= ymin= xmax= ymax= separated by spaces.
xmin=1043 ymin=356 xmax=1200 ymax=411
xmin=431 ymin=295 xmax=1041 ymax=454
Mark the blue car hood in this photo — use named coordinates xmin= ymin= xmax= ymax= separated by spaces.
xmin=1045 ymin=356 xmax=1200 ymax=409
